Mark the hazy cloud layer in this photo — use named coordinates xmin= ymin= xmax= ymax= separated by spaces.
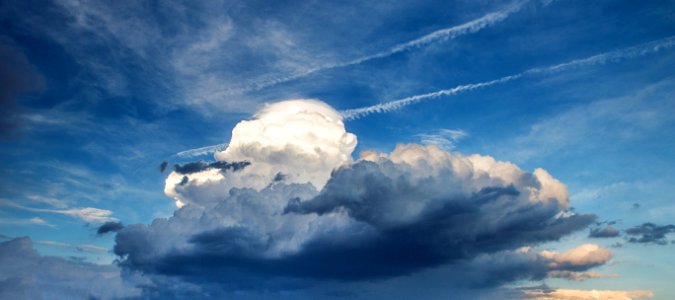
xmin=0 ymin=237 xmax=139 ymax=299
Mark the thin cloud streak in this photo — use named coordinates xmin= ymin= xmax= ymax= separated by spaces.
xmin=0 ymin=199 xmax=116 ymax=223
xmin=179 ymin=36 xmax=675 ymax=157
xmin=213 ymin=0 xmax=529 ymax=96
xmin=174 ymin=142 xmax=229 ymax=158
xmin=0 ymin=217 xmax=55 ymax=228
xmin=341 ymin=35 xmax=675 ymax=120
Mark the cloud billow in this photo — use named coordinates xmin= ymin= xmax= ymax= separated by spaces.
xmin=111 ymin=100 xmax=599 ymax=294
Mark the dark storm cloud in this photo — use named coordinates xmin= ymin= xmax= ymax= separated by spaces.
xmin=0 ymin=39 xmax=43 ymax=139
xmin=173 ymin=160 xmax=250 ymax=175
xmin=97 ymin=221 xmax=124 ymax=235
xmin=115 ymin=158 xmax=595 ymax=286
xmin=625 ymin=223 xmax=675 ymax=245
xmin=0 ymin=237 xmax=138 ymax=299
xmin=588 ymin=226 xmax=620 ymax=238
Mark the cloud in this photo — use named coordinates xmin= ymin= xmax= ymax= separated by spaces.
xmin=0 ymin=237 xmax=139 ymax=299
xmin=417 ymin=129 xmax=467 ymax=150
xmin=175 ymin=143 xmax=229 ymax=158
xmin=173 ymin=161 xmax=250 ymax=175
xmin=97 ymin=221 xmax=125 ymax=235
xmin=0 ymin=199 xmax=116 ymax=223
xmin=442 ymin=244 xmax=615 ymax=287
xmin=215 ymin=0 xmax=529 ymax=96
xmin=589 ymin=226 xmax=620 ymax=238
xmin=164 ymin=99 xmax=356 ymax=207
xmin=538 ymin=244 xmax=612 ymax=270
xmin=509 ymin=80 xmax=675 ymax=162
xmin=98 ymin=100 xmax=627 ymax=298
xmin=522 ymin=288 xmax=653 ymax=300
xmin=114 ymin=100 xmax=596 ymax=293
xmin=340 ymin=36 xmax=675 ymax=120
xmin=34 ymin=240 xmax=108 ymax=254
xmin=624 ymin=223 xmax=675 ymax=245
xmin=0 ymin=217 xmax=54 ymax=227
xmin=547 ymin=271 xmax=619 ymax=281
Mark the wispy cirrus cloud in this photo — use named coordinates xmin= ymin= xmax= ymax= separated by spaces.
xmin=417 ymin=129 xmax=467 ymax=150
xmin=0 ymin=199 xmax=115 ymax=223
xmin=0 ymin=217 xmax=54 ymax=227
xmin=213 ymin=0 xmax=529 ymax=96
xmin=33 ymin=239 xmax=108 ymax=254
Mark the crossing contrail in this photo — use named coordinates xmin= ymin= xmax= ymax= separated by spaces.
xmin=176 ymin=36 xmax=675 ymax=157
xmin=174 ymin=143 xmax=229 ymax=158
xmin=212 ymin=0 xmax=529 ymax=97
xmin=340 ymin=35 xmax=675 ymax=120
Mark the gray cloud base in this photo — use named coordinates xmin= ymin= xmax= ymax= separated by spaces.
xmin=114 ymin=145 xmax=596 ymax=291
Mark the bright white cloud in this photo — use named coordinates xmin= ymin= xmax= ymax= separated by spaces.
xmin=165 ymin=99 xmax=357 ymax=207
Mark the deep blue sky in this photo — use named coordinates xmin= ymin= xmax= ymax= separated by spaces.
xmin=1 ymin=0 xmax=674 ymax=299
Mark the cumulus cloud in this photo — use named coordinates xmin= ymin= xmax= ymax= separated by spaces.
xmin=82 ymin=99 xmax=633 ymax=299
xmin=164 ymin=99 xmax=357 ymax=207
xmin=0 ymin=237 xmax=139 ymax=299
xmin=538 ymin=244 xmax=612 ymax=269
xmin=624 ymin=223 xmax=675 ymax=245
xmin=111 ymin=100 xmax=602 ymax=296
xmin=438 ymin=244 xmax=615 ymax=288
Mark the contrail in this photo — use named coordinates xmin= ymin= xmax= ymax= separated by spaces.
xmin=341 ymin=35 xmax=675 ymax=120
xmin=176 ymin=36 xmax=675 ymax=157
xmin=212 ymin=0 xmax=529 ymax=96
xmin=174 ymin=142 xmax=229 ymax=158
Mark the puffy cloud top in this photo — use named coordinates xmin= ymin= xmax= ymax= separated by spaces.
xmin=217 ymin=99 xmax=357 ymax=189
xmin=165 ymin=99 xmax=357 ymax=207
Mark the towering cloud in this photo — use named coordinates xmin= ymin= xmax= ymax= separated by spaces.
xmin=114 ymin=100 xmax=599 ymax=295
xmin=164 ymin=99 xmax=356 ymax=207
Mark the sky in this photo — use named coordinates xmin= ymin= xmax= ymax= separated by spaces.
xmin=1 ymin=0 xmax=675 ymax=299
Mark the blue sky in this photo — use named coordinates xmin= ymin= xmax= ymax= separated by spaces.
xmin=1 ymin=0 xmax=674 ymax=299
